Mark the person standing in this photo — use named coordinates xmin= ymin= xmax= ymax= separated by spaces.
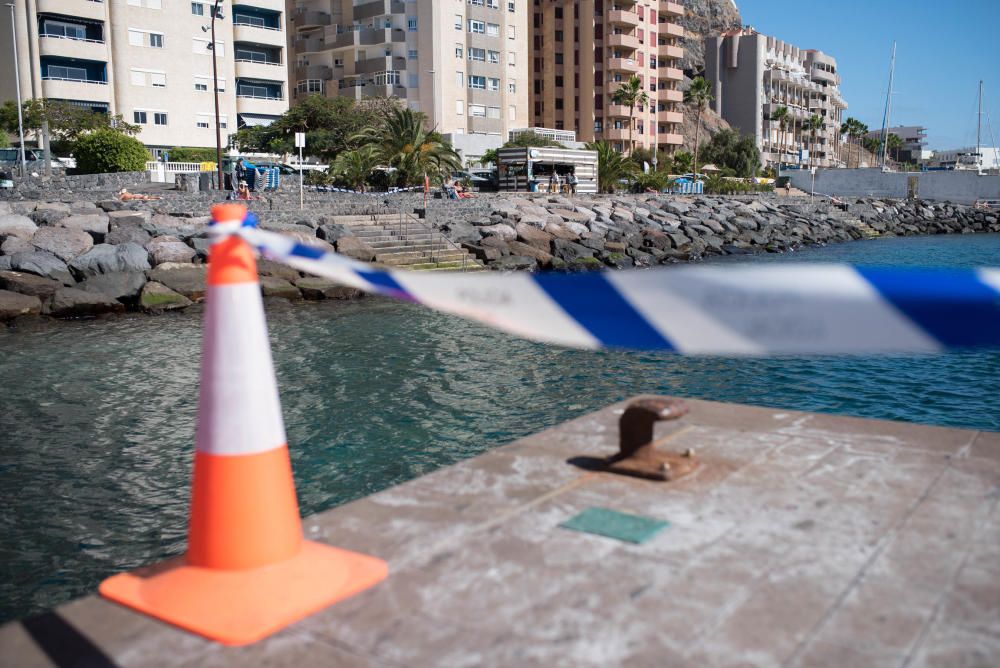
xmin=568 ymin=171 xmax=578 ymax=195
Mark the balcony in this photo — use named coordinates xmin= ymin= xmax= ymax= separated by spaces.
xmin=38 ymin=0 xmax=104 ymax=21
xmin=295 ymin=64 xmax=332 ymax=80
xmin=607 ymin=57 xmax=638 ymax=73
xmin=607 ymin=10 xmax=640 ymax=28
xmin=658 ymin=133 xmax=683 ymax=146
xmin=236 ymin=94 xmax=287 ymax=116
xmin=657 ymin=110 xmax=683 ymax=124
xmin=294 ymin=9 xmax=331 ymax=28
xmin=657 ymin=43 xmax=683 ymax=60
xmin=810 ymin=67 xmax=839 ymax=85
xmin=660 ymin=2 xmax=684 ymax=18
xmin=660 ymin=88 xmax=683 ymax=102
xmin=353 ymin=0 xmax=406 ymax=21
xmin=658 ymin=67 xmax=683 ymax=82
xmin=607 ymin=104 xmax=631 ymax=118
xmin=235 ymin=59 xmax=285 ymax=80
xmin=39 ymin=34 xmax=107 ymax=61
xmin=353 ymin=55 xmax=406 ymax=75
xmin=661 ymin=22 xmax=684 ymax=39
xmin=295 ymin=36 xmax=326 ymax=52
xmin=238 ymin=0 xmax=285 ymax=11
xmin=607 ymin=33 xmax=641 ymax=50
xmin=233 ymin=22 xmax=285 ymax=46
xmin=604 ymin=127 xmax=631 ymax=141
xmin=41 ymin=77 xmax=111 ymax=103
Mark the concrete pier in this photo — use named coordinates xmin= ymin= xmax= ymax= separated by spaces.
xmin=1 ymin=397 xmax=997 ymax=667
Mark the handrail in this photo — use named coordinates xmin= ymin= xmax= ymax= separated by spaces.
xmin=235 ymin=93 xmax=283 ymax=100
xmin=40 ymin=33 xmax=105 ymax=44
xmin=232 ymin=19 xmax=282 ymax=32
xmin=234 ymin=58 xmax=283 ymax=65
xmin=374 ymin=202 xmax=472 ymax=272
xmin=41 ymin=76 xmax=107 ymax=84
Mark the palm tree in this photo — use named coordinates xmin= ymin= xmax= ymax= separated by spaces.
xmin=330 ymin=145 xmax=380 ymax=191
xmin=611 ymin=75 xmax=648 ymax=155
xmin=672 ymin=151 xmax=693 ymax=174
xmin=805 ymin=114 xmax=823 ymax=170
xmin=886 ymin=133 xmax=903 ymax=164
xmin=770 ymin=105 xmax=790 ymax=168
xmin=586 ymin=140 xmax=638 ymax=193
xmin=352 ymin=107 xmax=462 ymax=186
xmin=852 ymin=121 xmax=869 ymax=168
xmin=684 ymin=76 xmax=714 ymax=177
xmin=480 ymin=148 xmax=499 ymax=168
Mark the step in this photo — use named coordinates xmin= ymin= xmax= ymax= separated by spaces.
xmin=374 ymin=247 xmax=468 ymax=259
xmin=401 ymin=261 xmax=485 ymax=271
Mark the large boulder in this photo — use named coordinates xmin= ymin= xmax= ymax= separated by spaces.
xmin=0 ymin=270 xmax=62 ymax=299
xmin=544 ymin=222 xmax=581 ymax=241
xmin=1 ymin=237 xmax=35 ymax=255
xmin=80 ymin=271 xmax=147 ymax=301
xmin=257 ymin=259 xmax=300 ymax=282
xmin=515 ymin=223 xmax=554 ymax=252
xmin=479 ymin=223 xmax=516 ymax=240
xmin=56 ymin=213 xmax=110 ymax=240
xmin=140 ymin=281 xmax=192 ymax=312
xmin=46 ymin=287 xmax=125 ymax=318
xmin=0 ymin=289 xmax=42 ymax=320
xmin=316 ymin=223 xmax=351 ymax=243
xmin=490 ymin=255 xmax=537 ymax=271
xmin=442 ymin=220 xmax=482 ymax=245
xmin=70 ymin=243 xmax=151 ymax=277
xmin=31 ymin=227 xmax=93 ymax=262
xmin=507 ymin=240 xmax=554 ymax=268
xmin=30 ymin=202 xmax=70 ymax=225
xmin=107 ymin=210 xmax=152 ymax=228
xmin=9 ymin=251 xmax=74 ymax=285
xmin=552 ymin=239 xmax=595 ymax=263
xmin=0 ymin=214 xmax=38 ymax=241
xmin=295 ymin=277 xmax=364 ymax=300
xmin=105 ymin=225 xmax=152 ymax=246
xmin=146 ymin=263 xmax=208 ymax=300
xmin=336 ymin=236 xmax=376 ymax=262
xmin=548 ymin=208 xmax=592 ymax=223
xmin=260 ymin=276 xmax=302 ymax=301
xmin=147 ymin=235 xmax=196 ymax=265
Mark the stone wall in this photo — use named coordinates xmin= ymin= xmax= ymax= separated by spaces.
xmin=3 ymin=172 xmax=150 ymax=199
xmin=783 ymin=168 xmax=1000 ymax=205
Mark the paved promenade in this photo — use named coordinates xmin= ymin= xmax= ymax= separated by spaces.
xmin=1 ymin=397 xmax=997 ymax=666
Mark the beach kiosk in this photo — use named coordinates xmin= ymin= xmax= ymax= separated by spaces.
xmin=497 ymin=147 xmax=598 ymax=194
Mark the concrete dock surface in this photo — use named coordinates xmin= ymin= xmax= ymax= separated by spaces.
xmin=1 ymin=396 xmax=998 ymax=667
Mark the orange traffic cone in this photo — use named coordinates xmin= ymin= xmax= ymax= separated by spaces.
xmin=100 ymin=203 xmax=387 ymax=645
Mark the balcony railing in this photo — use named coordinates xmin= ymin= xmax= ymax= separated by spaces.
xmin=236 ymin=93 xmax=283 ymax=100
xmin=42 ymin=76 xmax=107 ymax=84
xmin=234 ymin=57 xmax=283 ymax=66
xmin=40 ymin=33 xmax=105 ymax=44
xmin=233 ymin=19 xmax=282 ymax=32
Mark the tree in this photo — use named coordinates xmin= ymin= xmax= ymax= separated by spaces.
xmin=611 ymin=75 xmax=649 ymax=155
xmin=770 ymin=105 xmax=790 ymax=167
xmin=165 ymin=147 xmax=218 ymax=163
xmin=503 ymin=131 xmax=560 ymax=148
xmin=684 ymin=77 xmax=714 ymax=177
xmin=672 ymin=151 xmax=693 ymax=174
xmin=353 ymin=107 xmax=461 ymax=186
xmin=480 ymin=148 xmax=499 ymax=167
xmin=74 ymin=129 xmax=149 ymax=174
xmin=329 ymin=145 xmax=381 ymax=191
xmin=699 ymin=129 xmax=761 ymax=177
xmin=886 ymin=133 xmax=903 ymax=163
xmin=0 ymin=99 xmax=139 ymax=155
xmin=805 ymin=114 xmax=824 ymax=170
xmin=839 ymin=117 xmax=867 ymax=168
xmin=586 ymin=140 xmax=638 ymax=193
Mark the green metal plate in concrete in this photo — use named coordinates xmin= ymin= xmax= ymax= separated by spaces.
xmin=559 ymin=507 xmax=669 ymax=544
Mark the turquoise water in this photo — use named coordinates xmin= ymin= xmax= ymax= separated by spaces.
xmin=1 ymin=233 xmax=999 ymax=623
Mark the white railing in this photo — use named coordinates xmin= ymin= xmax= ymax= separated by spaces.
xmin=40 ymin=33 xmax=105 ymax=44
xmin=147 ymin=161 xmax=205 ymax=183
xmin=42 ymin=76 xmax=107 ymax=84
xmin=233 ymin=20 xmax=282 ymax=32
xmin=234 ymin=58 xmax=282 ymax=66
xmin=236 ymin=93 xmax=283 ymax=100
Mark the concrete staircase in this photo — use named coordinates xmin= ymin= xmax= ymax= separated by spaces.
xmin=330 ymin=213 xmax=485 ymax=271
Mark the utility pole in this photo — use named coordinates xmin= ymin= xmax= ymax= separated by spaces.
xmin=211 ymin=0 xmax=224 ymax=190
xmin=7 ymin=3 xmax=27 ymax=179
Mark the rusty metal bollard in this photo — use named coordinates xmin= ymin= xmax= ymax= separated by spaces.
xmin=604 ymin=398 xmax=698 ymax=482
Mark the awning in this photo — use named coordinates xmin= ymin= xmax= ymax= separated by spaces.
xmin=238 ymin=114 xmax=279 ymax=128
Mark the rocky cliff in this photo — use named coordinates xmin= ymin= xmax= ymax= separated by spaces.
xmin=678 ymin=0 xmax=743 ymax=74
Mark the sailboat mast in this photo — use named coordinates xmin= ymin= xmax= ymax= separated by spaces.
xmin=880 ymin=41 xmax=896 ymax=169
xmin=977 ymin=80 xmax=983 ymax=174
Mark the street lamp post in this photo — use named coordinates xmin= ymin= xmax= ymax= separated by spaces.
xmin=210 ymin=0 xmax=224 ymax=190
xmin=6 ymin=3 xmax=27 ymax=178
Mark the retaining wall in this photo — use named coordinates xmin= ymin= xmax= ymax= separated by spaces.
xmin=782 ymin=168 xmax=1000 ymax=204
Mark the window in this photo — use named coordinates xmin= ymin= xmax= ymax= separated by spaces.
xmin=41 ymin=20 xmax=86 ymax=40
xmin=508 ymin=1 xmax=515 ymax=12
xmin=469 ymin=104 xmax=486 ymax=117
xmin=468 ymin=75 xmax=486 ymax=89
xmin=455 ymin=44 xmax=463 ymax=58
xmin=149 ymin=33 xmax=163 ymax=48
xmin=128 ymin=29 xmax=143 ymax=46
xmin=469 ymin=19 xmax=485 ymax=33
xmin=133 ymin=111 xmax=147 ymax=124
xmin=508 ymin=81 xmax=516 ymax=93
xmin=408 ymin=74 xmax=418 ymax=88
xmin=150 ymin=72 xmax=166 ymax=87
xmin=508 ymin=51 xmax=516 ymax=66
xmin=486 ymin=23 xmax=499 ymax=37
xmin=455 ymin=71 xmax=464 ymax=86
xmin=508 ymin=25 xmax=515 ymax=39
xmin=508 ymin=104 xmax=516 ymax=120
xmin=487 ymin=0 xmax=499 ymax=8
xmin=468 ymin=47 xmax=485 ymax=62
xmin=488 ymin=50 xmax=500 ymax=64
xmin=488 ymin=77 xmax=499 ymax=91
xmin=191 ymin=2 xmax=204 ymax=15
xmin=455 ymin=14 xmax=463 ymax=30
xmin=130 ymin=70 xmax=145 ymax=86
xmin=46 ymin=64 xmax=88 ymax=80
xmin=154 ymin=112 xmax=167 ymax=125
xmin=487 ymin=106 xmax=500 ymax=119
xmin=407 ymin=17 xmax=417 ymax=31
xmin=469 ymin=0 xmax=484 ymax=5
xmin=195 ymin=82 xmax=208 ymax=91
xmin=456 ymin=100 xmax=464 ymax=115
xmin=408 ymin=49 xmax=418 ymax=60
xmin=196 ymin=120 xmax=210 ymax=128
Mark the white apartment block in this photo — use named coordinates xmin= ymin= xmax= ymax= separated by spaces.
xmin=704 ymin=28 xmax=848 ymax=168
xmin=288 ymin=0 xmax=531 ymax=163
xmin=0 ymin=0 xmax=289 ymax=153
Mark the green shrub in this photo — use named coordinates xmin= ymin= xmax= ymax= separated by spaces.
xmin=74 ymin=129 xmax=149 ymax=174
xmin=304 ymin=169 xmax=331 ymax=186
xmin=703 ymin=174 xmax=774 ymax=195
xmin=165 ymin=146 xmax=218 ymax=163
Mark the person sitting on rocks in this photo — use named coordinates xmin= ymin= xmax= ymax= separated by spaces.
xmin=118 ymin=188 xmax=161 ymax=201
xmin=236 ymin=180 xmax=257 ymax=201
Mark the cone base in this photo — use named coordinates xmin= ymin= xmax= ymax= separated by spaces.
xmin=99 ymin=541 xmax=388 ymax=646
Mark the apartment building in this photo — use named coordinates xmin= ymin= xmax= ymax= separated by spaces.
xmin=862 ymin=126 xmax=930 ymax=164
xmin=0 ymin=0 xmax=289 ymax=153
xmin=530 ymin=1 xmax=685 ymax=155
xmin=704 ymin=28 xmax=848 ymax=168
xmin=288 ymin=0 xmax=530 ymax=163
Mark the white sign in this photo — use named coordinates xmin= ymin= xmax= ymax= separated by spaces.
xmin=295 ymin=132 xmax=306 ymax=148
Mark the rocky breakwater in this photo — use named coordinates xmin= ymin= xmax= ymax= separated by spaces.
xmin=0 ymin=199 xmax=364 ymax=323
xmin=437 ymin=195 xmax=1000 ymax=271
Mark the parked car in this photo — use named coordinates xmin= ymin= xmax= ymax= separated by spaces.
xmin=0 ymin=148 xmax=45 ymax=173
xmin=451 ymin=170 xmax=495 ymax=191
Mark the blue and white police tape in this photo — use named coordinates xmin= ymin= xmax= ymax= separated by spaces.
xmin=235 ymin=225 xmax=1000 ymax=355
xmin=312 ymin=185 xmax=425 ymax=195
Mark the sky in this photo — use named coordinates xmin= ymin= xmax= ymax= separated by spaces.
xmin=734 ymin=0 xmax=1000 ymax=150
